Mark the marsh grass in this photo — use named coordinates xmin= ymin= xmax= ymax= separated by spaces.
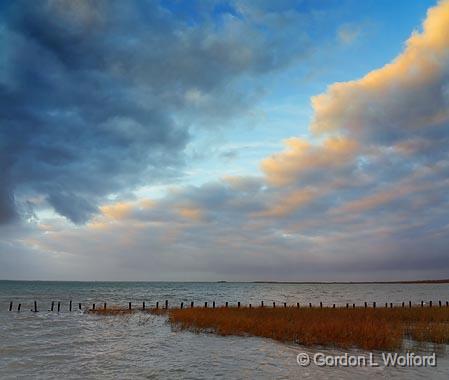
xmin=89 ymin=305 xmax=449 ymax=350
xmin=165 ymin=306 xmax=449 ymax=350
xmin=88 ymin=306 xmax=136 ymax=315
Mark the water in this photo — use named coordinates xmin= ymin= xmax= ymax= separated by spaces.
xmin=1 ymin=281 xmax=449 ymax=379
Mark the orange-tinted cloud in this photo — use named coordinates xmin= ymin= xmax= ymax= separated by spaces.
xmin=311 ymin=0 xmax=449 ymax=138
xmin=177 ymin=206 xmax=204 ymax=221
xmin=99 ymin=199 xmax=154 ymax=222
xmin=100 ymin=202 xmax=134 ymax=220
xmin=261 ymin=137 xmax=359 ymax=186
xmin=257 ymin=188 xmax=319 ymax=217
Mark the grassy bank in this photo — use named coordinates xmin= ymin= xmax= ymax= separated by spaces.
xmin=90 ymin=306 xmax=449 ymax=350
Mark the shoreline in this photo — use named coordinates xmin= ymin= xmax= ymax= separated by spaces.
xmin=251 ymin=279 xmax=449 ymax=284
xmin=1 ymin=279 xmax=449 ymax=284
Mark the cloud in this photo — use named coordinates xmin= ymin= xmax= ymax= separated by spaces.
xmin=100 ymin=201 xmax=135 ymax=221
xmin=0 ymin=181 xmax=17 ymax=224
xmin=261 ymin=137 xmax=359 ymax=186
xmin=337 ymin=23 xmax=362 ymax=45
xmin=177 ymin=206 xmax=204 ymax=222
xmin=312 ymin=0 xmax=449 ymax=144
xmin=256 ymin=188 xmax=319 ymax=217
xmin=0 ymin=0 xmax=309 ymax=224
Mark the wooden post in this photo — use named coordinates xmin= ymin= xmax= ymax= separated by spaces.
xmin=273 ymin=302 xmax=276 ymax=308
xmin=180 ymin=302 xmax=183 ymax=309
xmin=238 ymin=302 xmax=240 ymax=308
xmin=165 ymin=300 xmax=168 ymax=309
xmin=364 ymin=302 xmax=367 ymax=308
xmin=34 ymin=301 xmax=38 ymax=312
xmin=283 ymin=302 xmax=287 ymax=308
xmin=225 ymin=301 xmax=228 ymax=308
xmin=9 ymin=301 xmax=12 ymax=311
xmin=373 ymin=302 xmax=376 ymax=308
xmin=385 ymin=302 xmax=388 ymax=308
xmin=156 ymin=302 xmax=159 ymax=309
xmin=190 ymin=301 xmax=193 ymax=308
xmin=129 ymin=302 xmax=132 ymax=310
xmin=249 ymin=304 xmax=252 ymax=309
xmin=261 ymin=301 xmax=264 ymax=307
xmin=296 ymin=302 xmax=300 ymax=308
xmin=142 ymin=302 xmax=145 ymax=310
xmin=333 ymin=304 xmax=335 ymax=309
xmin=309 ymin=303 xmax=312 ymax=308
xmin=92 ymin=303 xmax=95 ymax=310
xmin=104 ymin=302 xmax=107 ymax=310
xmin=204 ymin=302 xmax=208 ymax=308
xmin=409 ymin=301 xmax=412 ymax=308
xmin=213 ymin=301 xmax=215 ymax=309
xmin=353 ymin=303 xmax=355 ymax=309
xmin=439 ymin=300 xmax=442 ymax=307
xmin=51 ymin=301 xmax=54 ymax=312
xmin=421 ymin=301 xmax=424 ymax=307
xmin=69 ymin=300 xmax=72 ymax=312
xmin=446 ymin=301 xmax=448 ymax=307
xmin=429 ymin=301 xmax=432 ymax=308
xmin=57 ymin=301 xmax=61 ymax=313
xmin=320 ymin=302 xmax=322 ymax=308
xmin=79 ymin=303 xmax=82 ymax=310
xmin=346 ymin=303 xmax=349 ymax=309
xmin=390 ymin=303 xmax=393 ymax=308
xmin=17 ymin=303 xmax=21 ymax=312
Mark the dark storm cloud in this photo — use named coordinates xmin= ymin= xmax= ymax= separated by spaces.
xmin=0 ymin=0 xmax=308 ymax=224
xmin=0 ymin=182 xmax=16 ymax=224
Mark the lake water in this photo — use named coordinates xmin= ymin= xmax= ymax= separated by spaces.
xmin=1 ymin=281 xmax=449 ymax=379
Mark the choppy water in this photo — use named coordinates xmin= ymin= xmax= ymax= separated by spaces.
xmin=1 ymin=281 xmax=449 ymax=379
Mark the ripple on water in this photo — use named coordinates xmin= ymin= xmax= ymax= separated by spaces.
xmin=2 ymin=282 xmax=449 ymax=379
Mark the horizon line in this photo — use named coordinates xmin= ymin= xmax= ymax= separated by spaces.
xmin=1 ymin=278 xmax=449 ymax=284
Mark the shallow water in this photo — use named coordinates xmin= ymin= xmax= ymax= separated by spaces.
xmin=1 ymin=281 xmax=449 ymax=379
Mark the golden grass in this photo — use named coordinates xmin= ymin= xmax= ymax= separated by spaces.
xmin=407 ymin=322 xmax=449 ymax=344
xmin=163 ymin=306 xmax=449 ymax=350
xmin=88 ymin=305 xmax=449 ymax=350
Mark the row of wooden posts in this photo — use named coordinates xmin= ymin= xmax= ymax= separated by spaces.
xmin=8 ymin=300 xmax=83 ymax=312
xmin=7 ymin=300 xmax=449 ymax=312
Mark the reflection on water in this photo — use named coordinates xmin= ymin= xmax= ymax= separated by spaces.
xmin=1 ymin=281 xmax=449 ymax=379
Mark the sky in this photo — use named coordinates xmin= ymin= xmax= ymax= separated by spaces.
xmin=1 ymin=0 xmax=449 ymax=281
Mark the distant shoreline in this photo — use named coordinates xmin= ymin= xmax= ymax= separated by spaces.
xmin=1 ymin=278 xmax=449 ymax=284
xmin=251 ymin=279 xmax=449 ymax=284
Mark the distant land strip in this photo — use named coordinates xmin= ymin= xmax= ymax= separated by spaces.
xmin=251 ymin=279 xmax=449 ymax=284
xmin=1 ymin=279 xmax=449 ymax=284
